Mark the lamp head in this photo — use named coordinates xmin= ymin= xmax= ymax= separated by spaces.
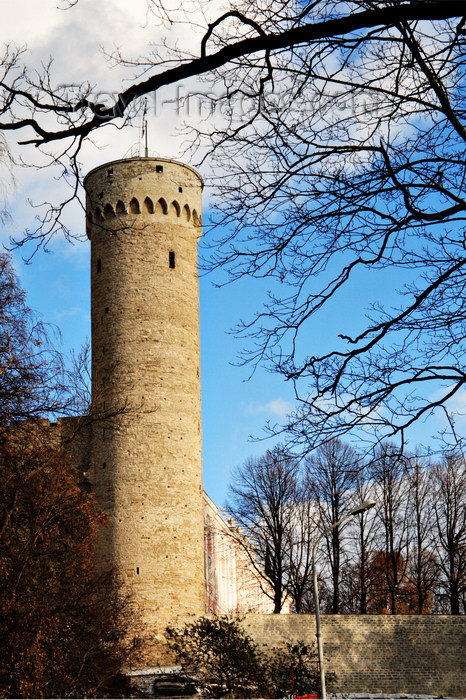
xmin=350 ymin=499 xmax=376 ymax=516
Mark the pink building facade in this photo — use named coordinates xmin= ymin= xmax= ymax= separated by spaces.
xmin=204 ymin=492 xmax=292 ymax=614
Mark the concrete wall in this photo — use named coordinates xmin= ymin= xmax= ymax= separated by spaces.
xmin=241 ymin=614 xmax=466 ymax=697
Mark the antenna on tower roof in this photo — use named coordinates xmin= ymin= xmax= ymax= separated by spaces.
xmin=141 ymin=97 xmax=148 ymax=157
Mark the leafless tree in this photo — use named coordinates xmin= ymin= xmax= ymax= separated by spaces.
xmin=284 ymin=492 xmax=317 ymax=613
xmin=200 ymin=1 xmax=466 ymax=454
xmin=0 ymin=252 xmax=68 ymax=424
xmin=0 ymin=254 xmax=129 ymax=448
xmin=0 ymin=252 xmax=136 ymax=697
xmin=305 ymin=439 xmax=359 ymax=613
xmin=341 ymin=450 xmax=464 ymax=614
xmin=227 ymin=445 xmax=303 ymax=612
xmin=340 ymin=465 xmax=379 ymax=614
xmin=1 ymin=2 xmax=460 ymax=150
xmin=1 ymin=1 xmax=465 ymax=456
xmin=432 ymin=454 xmax=466 ymax=614
xmin=229 ymin=438 xmax=465 ymax=614
xmin=405 ymin=456 xmax=439 ymax=613
xmin=368 ymin=443 xmax=410 ymax=613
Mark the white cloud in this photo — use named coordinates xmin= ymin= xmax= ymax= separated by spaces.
xmin=0 ymin=0 xmax=219 ymax=243
xmin=0 ymin=0 xmax=236 ymax=205
xmin=428 ymin=384 xmax=466 ymax=427
xmin=246 ymin=398 xmax=293 ymax=420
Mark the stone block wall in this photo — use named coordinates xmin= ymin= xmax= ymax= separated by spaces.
xmin=84 ymin=158 xmax=206 ymax=643
xmin=241 ymin=614 xmax=466 ymax=697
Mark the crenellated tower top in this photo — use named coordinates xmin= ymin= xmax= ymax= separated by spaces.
xmin=84 ymin=157 xmax=203 ymax=235
xmin=84 ymin=156 xmax=205 ymax=661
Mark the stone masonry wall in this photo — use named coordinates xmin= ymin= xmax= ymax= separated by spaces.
xmin=240 ymin=614 xmax=466 ymax=697
xmin=84 ymin=158 xmax=205 ymax=648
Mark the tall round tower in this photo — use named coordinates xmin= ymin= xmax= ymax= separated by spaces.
xmin=84 ymin=158 xmax=205 ymax=643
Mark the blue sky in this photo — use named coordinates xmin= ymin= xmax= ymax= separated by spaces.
xmin=2 ymin=0 xmax=464 ymax=506
xmin=8 ymin=195 xmax=465 ymax=507
xmin=9 ymin=225 xmax=296 ymax=507
xmin=0 ymin=0 xmax=302 ymax=506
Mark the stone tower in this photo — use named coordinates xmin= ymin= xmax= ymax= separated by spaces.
xmin=84 ymin=158 xmax=205 ymax=642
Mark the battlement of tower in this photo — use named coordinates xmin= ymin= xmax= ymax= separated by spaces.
xmin=84 ymin=156 xmax=205 ymax=639
xmin=90 ymin=196 xmax=202 ymax=228
xmin=84 ymin=157 xmax=203 ymax=239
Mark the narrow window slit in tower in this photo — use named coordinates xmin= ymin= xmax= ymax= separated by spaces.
xmin=169 ymin=251 xmax=175 ymax=269
xmin=156 ymin=165 xmax=163 ymax=173
xmin=97 ymin=258 xmax=102 ymax=272
xmin=105 ymin=307 xmax=109 ymax=313
xmin=178 ymin=186 xmax=183 ymax=193
xmin=136 ymin=567 xmax=140 ymax=575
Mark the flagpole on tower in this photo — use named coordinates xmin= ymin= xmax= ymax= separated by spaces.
xmin=143 ymin=98 xmax=148 ymax=157
xmin=140 ymin=97 xmax=149 ymax=157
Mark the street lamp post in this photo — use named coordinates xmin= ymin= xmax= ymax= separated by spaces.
xmin=312 ymin=499 xmax=376 ymax=699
